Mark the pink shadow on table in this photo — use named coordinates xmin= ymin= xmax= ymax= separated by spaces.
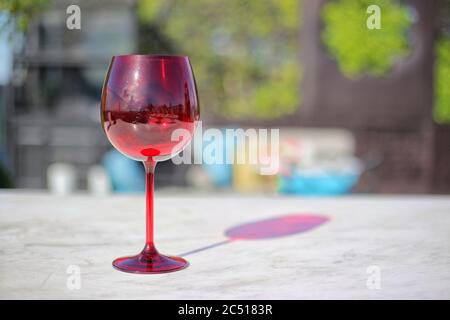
xmin=179 ymin=213 xmax=329 ymax=257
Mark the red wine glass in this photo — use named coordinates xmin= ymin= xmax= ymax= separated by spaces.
xmin=101 ymin=54 xmax=200 ymax=273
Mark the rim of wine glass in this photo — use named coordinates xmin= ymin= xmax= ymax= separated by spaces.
xmin=112 ymin=54 xmax=189 ymax=60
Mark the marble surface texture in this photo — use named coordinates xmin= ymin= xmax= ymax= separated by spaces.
xmin=0 ymin=191 xmax=449 ymax=299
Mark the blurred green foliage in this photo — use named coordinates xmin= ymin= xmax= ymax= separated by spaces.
xmin=434 ymin=36 xmax=450 ymax=124
xmin=138 ymin=0 xmax=301 ymax=120
xmin=321 ymin=0 xmax=412 ymax=77
xmin=0 ymin=0 xmax=49 ymax=33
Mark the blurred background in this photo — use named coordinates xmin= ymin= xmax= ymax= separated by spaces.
xmin=0 ymin=0 xmax=449 ymax=196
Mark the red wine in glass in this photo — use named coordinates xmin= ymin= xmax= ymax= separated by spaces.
xmin=101 ymin=54 xmax=200 ymax=273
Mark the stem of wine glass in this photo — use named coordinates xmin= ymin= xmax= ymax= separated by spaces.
xmin=143 ymin=160 xmax=157 ymax=249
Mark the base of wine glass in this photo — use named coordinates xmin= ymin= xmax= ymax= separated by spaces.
xmin=112 ymin=244 xmax=188 ymax=274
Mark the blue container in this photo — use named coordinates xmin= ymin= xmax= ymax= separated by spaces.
xmin=102 ymin=149 xmax=145 ymax=193
xmin=278 ymin=171 xmax=359 ymax=196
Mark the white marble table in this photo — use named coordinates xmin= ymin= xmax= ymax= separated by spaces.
xmin=1 ymin=191 xmax=449 ymax=299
